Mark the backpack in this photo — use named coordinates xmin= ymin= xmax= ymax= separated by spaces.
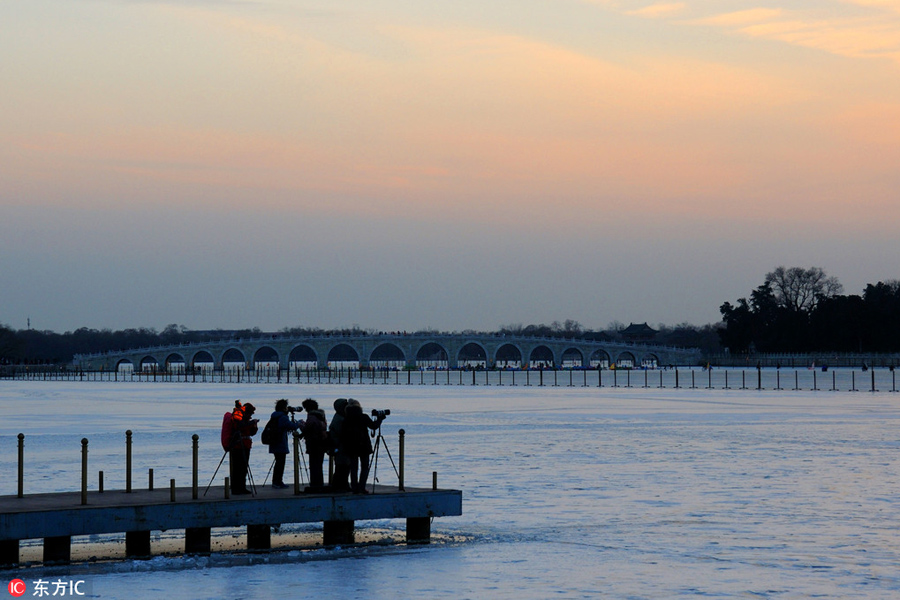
xmin=305 ymin=412 xmax=328 ymax=441
xmin=261 ymin=415 xmax=278 ymax=445
xmin=220 ymin=412 xmax=235 ymax=451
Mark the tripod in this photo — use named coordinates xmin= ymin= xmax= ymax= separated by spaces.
xmin=203 ymin=439 xmax=257 ymax=496
xmin=369 ymin=425 xmax=399 ymax=494
xmin=245 ymin=449 xmax=258 ymax=495
xmin=203 ymin=449 xmax=228 ymax=497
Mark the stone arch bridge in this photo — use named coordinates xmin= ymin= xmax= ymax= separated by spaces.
xmin=74 ymin=333 xmax=701 ymax=372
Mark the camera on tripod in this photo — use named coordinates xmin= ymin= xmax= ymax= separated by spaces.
xmin=371 ymin=409 xmax=391 ymax=419
xmin=287 ymin=406 xmax=302 ymax=414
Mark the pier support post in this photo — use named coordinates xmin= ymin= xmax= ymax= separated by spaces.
xmin=185 ymin=527 xmax=211 ymax=554
xmin=323 ymin=520 xmax=354 ymax=545
xmin=406 ymin=517 xmax=431 ymax=544
xmin=0 ymin=540 xmax=19 ymax=566
xmin=247 ymin=524 xmax=271 ymax=550
xmin=43 ymin=536 xmax=71 ymax=563
xmin=125 ymin=531 xmax=151 ymax=558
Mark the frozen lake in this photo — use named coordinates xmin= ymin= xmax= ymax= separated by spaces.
xmin=2 ymin=381 xmax=899 ymax=599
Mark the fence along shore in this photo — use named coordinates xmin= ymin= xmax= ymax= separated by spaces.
xmin=3 ymin=365 xmax=899 ymax=393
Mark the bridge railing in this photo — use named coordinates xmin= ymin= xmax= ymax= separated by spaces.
xmin=73 ymin=333 xmax=698 ymax=362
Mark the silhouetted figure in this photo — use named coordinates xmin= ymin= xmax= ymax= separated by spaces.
xmin=329 ymin=398 xmax=351 ymax=491
xmin=266 ymin=399 xmax=301 ymax=489
xmin=228 ymin=402 xmax=258 ymax=495
xmin=342 ymin=398 xmax=385 ymax=494
xmin=300 ymin=398 xmax=328 ymax=491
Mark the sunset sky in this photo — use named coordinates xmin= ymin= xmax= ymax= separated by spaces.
xmin=2 ymin=0 xmax=899 ymax=333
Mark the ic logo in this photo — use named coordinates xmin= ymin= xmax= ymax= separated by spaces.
xmin=7 ymin=579 xmax=26 ymax=597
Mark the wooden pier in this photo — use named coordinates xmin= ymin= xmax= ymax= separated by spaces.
xmin=0 ymin=483 xmax=462 ymax=565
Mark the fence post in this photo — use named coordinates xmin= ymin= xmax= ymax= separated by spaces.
xmin=192 ymin=434 xmax=199 ymax=499
xmin=17 ymin=433 xmax=24 ymax=498
xmin=398 ymin=429 xmax=405 ymax=491
xmin=81 ymin=438 xmax=89 ymax=506
xmin=126 ymin=430 xmax=133 ymax=493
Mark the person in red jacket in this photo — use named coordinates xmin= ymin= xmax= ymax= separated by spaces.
xmin=228 ymin=402 xmax=258 ymax=495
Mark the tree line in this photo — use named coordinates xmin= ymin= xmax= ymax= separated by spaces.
xmin=718 ymin=267 xmax=900 ymax=354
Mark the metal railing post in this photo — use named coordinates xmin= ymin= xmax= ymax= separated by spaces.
xmin=17 ymin=433 xmax=24 ymax=498
xmin=81 ymin=438 xmax=89 ymax=505
xmin=192 ymin=434 xmax=199 ymax=499
xmin=126 ymin=430 xmax=133 ymax=493
xmin=398 ymin=429 xmax=405 ymax=491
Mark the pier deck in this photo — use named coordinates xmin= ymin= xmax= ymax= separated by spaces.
xmin=0 ymin=484 xmax=462 ymax=565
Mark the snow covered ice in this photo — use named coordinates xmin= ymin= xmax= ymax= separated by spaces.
xmin=1 ymin=380 xmax=899 ymax=599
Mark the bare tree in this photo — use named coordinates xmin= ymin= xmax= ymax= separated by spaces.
xmin=764 ymin=266 xmax=843 ymax=313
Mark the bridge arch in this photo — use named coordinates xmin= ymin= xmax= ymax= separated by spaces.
xmin=165 ymin=353 xmax=186 ymax=373
xmin=561 ymin=347 xmax=583 ymax=368
xmin=289 ymin=345 xmax=317 ymax=369
xmin=529 ymin=345 xmax=554 ymax=368
xmin=191 ymin=351 xmax=215 ymax=371
xmin=495 ymin=343 xmax=523 ymax=368
xmin=416 ymin=342 xmax=448 ymax=369
xmin=616 ymin=351 xmax=636 ymax=368
xmin=116 ymin=358 xmax=134 ymax=372
xmin=253 ymin=346 xmax=279 ymax=369
xmin=328 ymin=343 xmax=360 ymax=369
xmin=140 ymin=356 xmax=159 ymax=372
xmin=640 ymin=353 xmax=660 ymax=369
xmin=458 ymin=342 xmax=487 ymax=368
xmin=222 ymin=348 xmax=246 ymax=371
xmin=590 ymin=349 xmax=610 ymax=368
xmin=370 ymin=343 xmax=406 ymax=370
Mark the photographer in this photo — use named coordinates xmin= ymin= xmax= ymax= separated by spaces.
xmin=341 ymin=398 xmax=386 ymax=494
xmin=329 ymin=398 xmax=351 ymax=492
xmin=300 ymin=398 xmax=329 ymax=491
xmin=228 ymin=402 xmax=258 ymax=495
xmin=266 ymin=399 xmax=302 ymax=489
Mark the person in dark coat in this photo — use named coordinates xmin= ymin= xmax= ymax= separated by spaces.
xmin=341 ymin=398 xmax=385 ymax=494
xmin=267 ymin=399 xmax=302 ymax=489
xmin=329 ymin=398 xmax=350 ymax=491
xmin=229 ymin=402 xmax=258 ymax=495
xmin=300 ymin=398 xmax=328 ymax=490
